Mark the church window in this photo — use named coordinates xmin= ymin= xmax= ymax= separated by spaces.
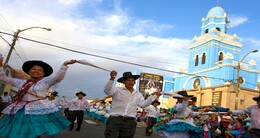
xmin=202 ymin=53 xmax=206 ymax=64
xmin=193 ymin=78 xmax=200 ymax=89
xmin=195 ymin=55 xmax=199 ymax=66
xmin=219 ymin=52 xmax=224 ymax=61
xmin=216 ymin=27 xmax=221 ymax=32
xmin=205 ymin=29 xmax=209 ymax=34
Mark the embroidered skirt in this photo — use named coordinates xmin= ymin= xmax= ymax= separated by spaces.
xmin=155 ymin=119 xmax=203 ymax=138
xmin=0 ymin=107 xmax=71 ymax=138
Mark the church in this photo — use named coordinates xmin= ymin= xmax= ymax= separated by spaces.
xmin=161 ymin=6 xmax=260 ymax=110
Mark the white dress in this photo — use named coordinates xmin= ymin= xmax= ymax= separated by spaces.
xmin=156 ymin=101 xmax=203 ymax=138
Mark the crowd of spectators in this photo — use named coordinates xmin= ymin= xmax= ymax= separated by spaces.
xmin=136 ymin=107 xmax=250 ymax=138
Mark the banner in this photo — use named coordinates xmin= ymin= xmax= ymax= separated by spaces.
xmin=139 ymin=72 xmax=163 ymax=99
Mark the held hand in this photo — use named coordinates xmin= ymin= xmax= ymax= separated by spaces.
xmin=151 ymin=88 xmax=162 ymax=98
xmin=110 ymin=70 xmax=117 ymax=80
xmin=64 ymin=60 xmax=77 ymax=66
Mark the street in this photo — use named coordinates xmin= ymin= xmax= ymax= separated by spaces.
xmin=49 ymin=118 xmax=163 ymax=138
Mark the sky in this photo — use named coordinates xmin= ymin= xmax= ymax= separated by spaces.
xmin=0 ymin=0 xmax=259 ymax=100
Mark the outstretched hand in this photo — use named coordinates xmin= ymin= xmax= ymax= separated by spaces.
xmin=110 ymin=70 xmax=117 ymax=80
xmin=151 ymin=88 xmax=162 ymax=98
xmin=63 ymin=60 xmax=77 ymax=66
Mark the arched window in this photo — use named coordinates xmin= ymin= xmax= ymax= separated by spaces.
xmin=219 ymin=52 xmax=224 ymax=61
xmin=195 ymin=55 xmax=199 ymax=66
xmin=216 ymin=27 xmax=221 ymax=32
xmin=205 ymin=29 xmax=209 ymax=34
xmin=202 ymin=53 xmax=206 ymax=64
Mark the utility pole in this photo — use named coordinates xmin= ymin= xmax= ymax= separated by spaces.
xmin=4 ymin=27 xmax=51 ymax=64
xmin=234 ymin=50 xmax=258 ymax=110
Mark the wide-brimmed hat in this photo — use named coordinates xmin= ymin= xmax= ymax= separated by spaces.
xmin=22 ymin=60 xmax=53 ymax=77
xmin=253 ymin=95 xmax=260 ymax=101
xmin=117 ymin=72 xmax=140 ymax=83
xmin=76 ymin=91 xmax=86 ymax=97
xmin=51 ymin=91 xmax=59 ymax=97
xmin=177 ymin=91 xmax=193 ymax=97
xmin=151 ymin=100 xmax=160 ymax=105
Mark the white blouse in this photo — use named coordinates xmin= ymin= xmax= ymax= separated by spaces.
xmin=0 ymin=65 xmax=68 ymax=115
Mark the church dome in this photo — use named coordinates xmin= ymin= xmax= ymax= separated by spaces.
xmin=207 ymin=6 xmax=226 ymax=17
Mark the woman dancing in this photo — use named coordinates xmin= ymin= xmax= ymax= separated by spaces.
xmin=0 ymin=57 xmax=77 ymax=138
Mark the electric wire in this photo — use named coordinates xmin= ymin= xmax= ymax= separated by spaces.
xmin=0 ymin=31 xmax=252 ymax=83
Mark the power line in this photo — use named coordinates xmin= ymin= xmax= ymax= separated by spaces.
xmin=14 ymin=33 xmax=182 ymax=65
xmin=0 ymin=31 xmax=229 ymax=81
xmin=0 ymin=35 xmax=11 ymax=46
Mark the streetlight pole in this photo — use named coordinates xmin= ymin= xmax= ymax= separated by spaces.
xmin=235 ymin=50 xmax=258 ymax=110
xmin=4 ymin=27 xmax=51 ymax=64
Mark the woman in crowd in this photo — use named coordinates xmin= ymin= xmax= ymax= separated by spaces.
xmin=0 ymin=57 xmax=77 ymax=138
xmin=209 ymin=112 xmax=220 ymax=138
xmin=225 ymin=118 xmax=243 ymax=138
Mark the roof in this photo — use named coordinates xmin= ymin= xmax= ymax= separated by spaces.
xmin=207 ymin=6 xmax=226 ymax=17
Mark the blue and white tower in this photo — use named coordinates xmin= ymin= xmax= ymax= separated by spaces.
xmin=174 ymin=6 xmax=258 ymax=91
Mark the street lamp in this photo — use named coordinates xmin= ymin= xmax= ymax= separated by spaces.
xmin=235 ymin=50 xmax=258 ymax=110
xmin=4 ymin=27 xmax=51 ymax=64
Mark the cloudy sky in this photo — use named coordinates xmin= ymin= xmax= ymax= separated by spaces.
xmin=0 ymin=0 xmax=259 ymax=99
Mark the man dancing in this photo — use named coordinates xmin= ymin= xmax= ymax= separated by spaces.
xmin=104 ymin=71 xmax=161 ymax=138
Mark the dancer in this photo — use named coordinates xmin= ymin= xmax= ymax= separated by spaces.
xmin=66 ymin=91 xmax=90 ymax=131
xmin=145 ymin=100 xmax=161 ymax=136
xmin=104 ymin=71 xmax=161 ymax=138
xmin=0 ymin=57 xmax=77 ymax=138
xmin=61 ymin=96 xmax=70 ymax=117
xmin=155 ymin=91 xmax=203 ymax=138
xmin=229 ymin=94 xmax=260 ymax=137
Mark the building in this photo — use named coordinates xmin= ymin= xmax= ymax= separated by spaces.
xmin=171 ymin=6 xmax=260 ymax=110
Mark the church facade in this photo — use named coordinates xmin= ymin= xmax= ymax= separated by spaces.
xmin=161 ymin=6 xmax=260 ymax=110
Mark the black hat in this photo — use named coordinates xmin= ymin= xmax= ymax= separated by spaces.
xmin=253 ymin=95 xmax=260 ymax=101
xmin=76 ymin=91 xmax=86 ymax=97
xmin=117 ymin=72 xmax=140 ymax=83
xmin=22 ymin=60 xmax=53 ymax=77
xmin=51 ymin=91 xmax=59 ymax=97
xmin=177 ymin=91 xmax=193 ymax=97
xmin=151 ymin=100 xmax=160 ymax=105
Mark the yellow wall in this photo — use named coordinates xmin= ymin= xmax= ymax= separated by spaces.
xmin=159 ymin=84 xmax=260 ymax=110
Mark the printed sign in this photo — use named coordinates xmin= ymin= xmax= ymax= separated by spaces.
xmin=212 ymin=91 xmax=222 ymax=106
xmin=139 ymin=72 xmax=163 ymax=99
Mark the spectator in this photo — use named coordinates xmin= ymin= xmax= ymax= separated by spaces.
xmin=243 ymin=114 xmax=251 ymax=130
xmin=220 ymin=112 xmax=232 ymax=136
xmin=1 ymin=92 xmax=12 ymax=104
xmin=203 ymin=120 xmax=210 ymax=138
xmin=208 ymin=112 xmax=220 ymax=138
xmin=194 ymin=116 xmax=201 ymax=128
xmin=225 ymin=118 xmax=242 ymax=138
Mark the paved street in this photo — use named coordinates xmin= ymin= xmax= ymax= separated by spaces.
xmin=49 ymin=119 xmax=163 ymax=138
